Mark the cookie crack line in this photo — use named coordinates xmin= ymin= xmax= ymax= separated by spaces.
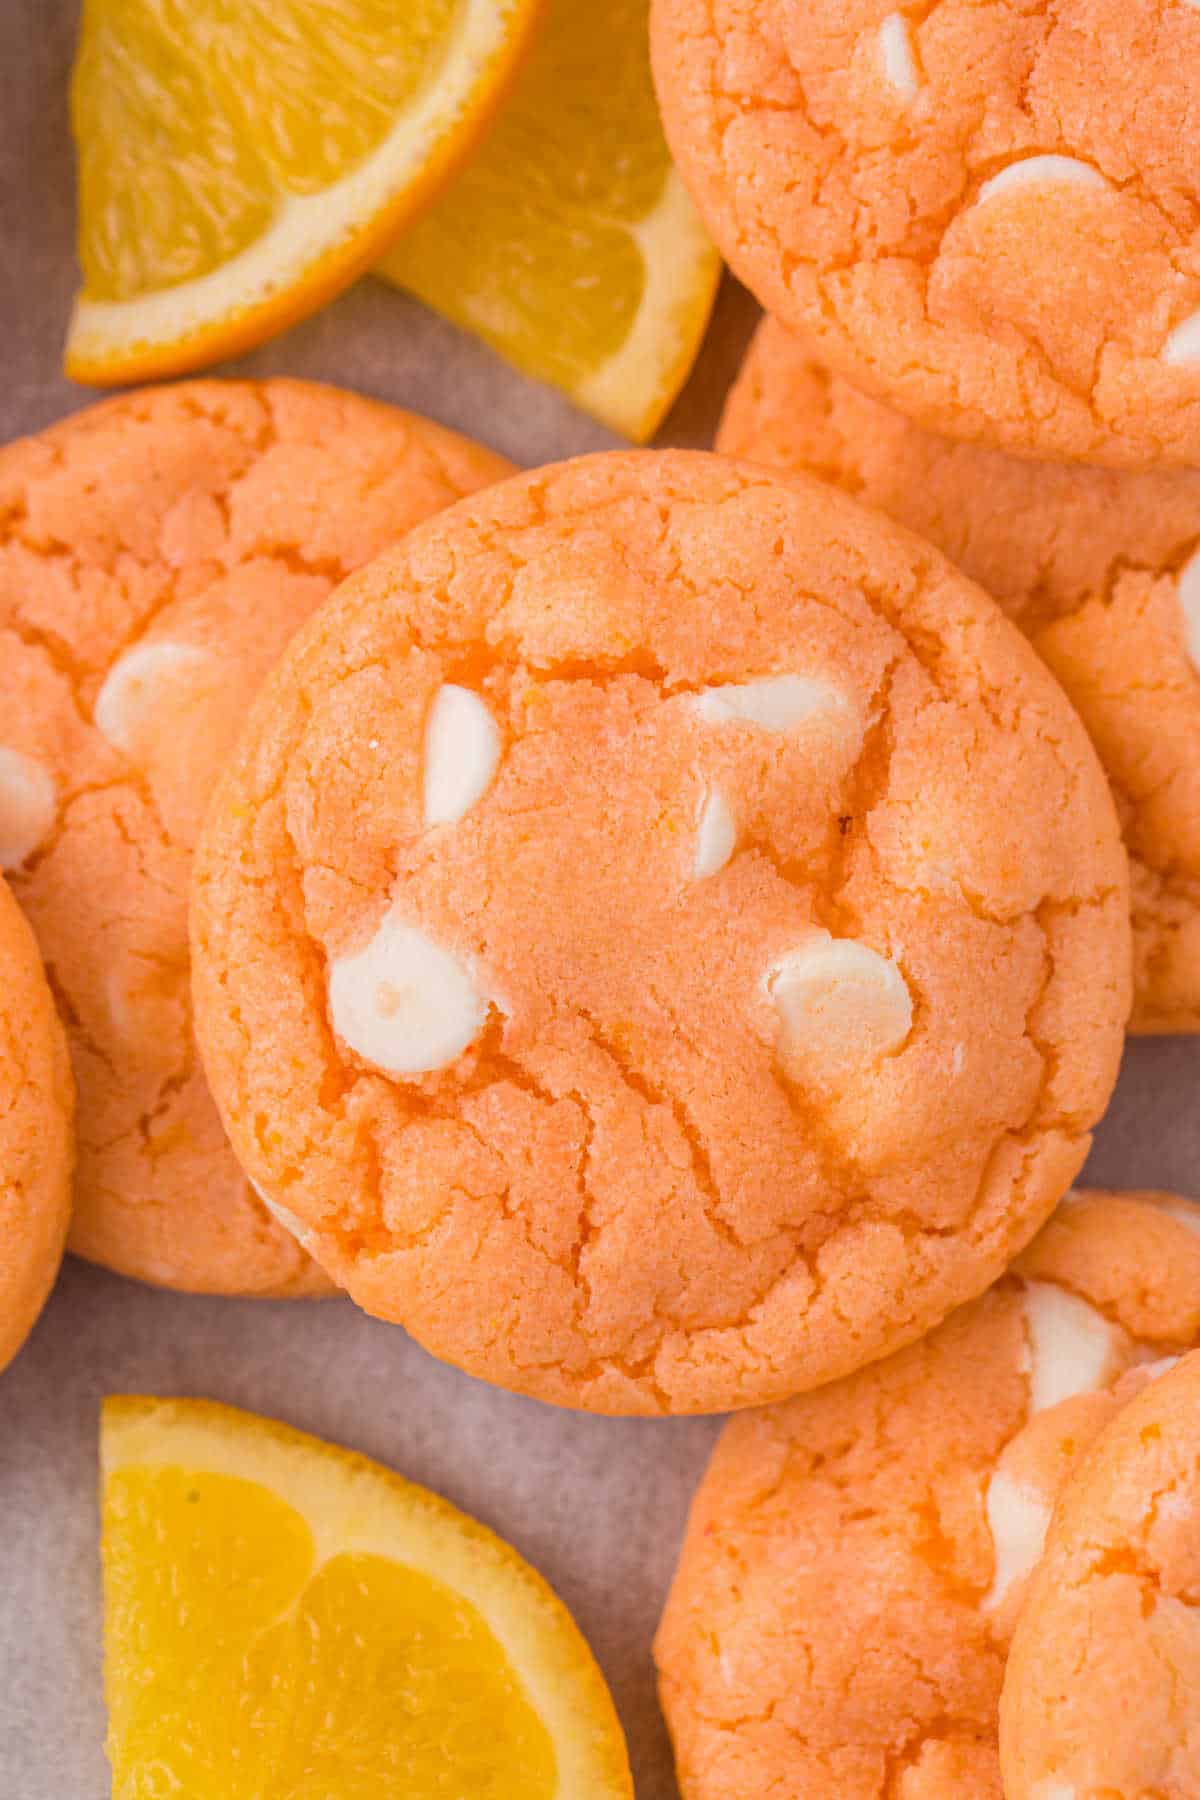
xmin=708 ymin=4 xmax=1198 ymax=264
xmin=326 ymin=1010 xmax=813 ymax=1374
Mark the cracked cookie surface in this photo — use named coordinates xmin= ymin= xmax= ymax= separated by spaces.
xmin=721 ymin=318 xmax=1200 ymax=1031
xmin=656 ymin=1188 xmax=1200 ymax=1798
xmin=191 ymin=450 xmax=1129 ymax=1413
xmin=651 ymin=0 xmax=1200 ymax=466
xmin=0 ymin=875 xmax=73 ymax=1373
xmin=1000 ymin=1346 xmax=1200 ymax=1800
xmin=0 ymin=379 xmax=510 ymax=1296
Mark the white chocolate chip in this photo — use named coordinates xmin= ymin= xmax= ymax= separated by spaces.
xmin=1140 ymin=1354 xmax=1182 ymax=1381
xmin=94 ymin=641 xmax=210 ymax=752
xmin=0 ymin=748 xmax=56 ymax=869
xmin=983 ymin=1469 xmax=1051 ymax=1612
xmin=1175 ymin=550 xmax=1200 ymax=672
xmin=250 ymin=1178 xmax=315 ymax=1250
xmin=767 ymin=931 xmax=912 ymax=1079
xmin=693 ymin=786 xmax=736 ymax=879
xmin=328 ymin=914 xmax=491 ymax=1076
xmin=1163 ymin=311 xmax=1200 ymax=365
xmin=878 ymin=12 xmax=919 ymax=99
xmin=1022 ymin=1281 xmax=1122 ymax=1415
xmin=696 ymin=675 xmax=848 ymax=732
xmin=976 ymin=155 xmax=1108 ymax=207
xmin=423 ymin=684 xmax=501 ymax=828
xmin=263 ymin=1196 xmax=311 ymax=1246
xmin=1154 ymin=1194 xmax=1200 ymax=1235
xmin=1030 ymin=1780 xmax=1077 ymax=1800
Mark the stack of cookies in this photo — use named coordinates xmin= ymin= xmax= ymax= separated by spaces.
xmin=3 ymin=1 xmax=1199 ymax=1788
xmin=646 ymin=0 xmax=1200 ymax=1793
xmin=651 ymin=0 xmax=1200 ymax=1033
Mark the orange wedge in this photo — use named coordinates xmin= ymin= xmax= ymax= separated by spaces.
xmin=100 ymin=1397 xmax=633 ymax=1799
xmin=66 ymin=0 xmax=543 ymax=385
xmin=378 ymin=0 xmax=720 ymax=440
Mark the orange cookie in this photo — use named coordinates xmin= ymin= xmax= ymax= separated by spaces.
xmin=720 ymin=318 xmax=1200 ymax=1031
xmin=192 ymin=450 xmax=1128 ymax=1414
xmin=651 ymin=0 xmax=1200 ymax=467
xmin=655 ymin=1188 xmax=1200 ymax=1800
xmin=0 ymin=380 xmax=510 ymax=1296
xmin=0 ymin=875 xmax=74 ymax=1373
xmin=1001 ymin=1348 xmax=1200 ymax=1800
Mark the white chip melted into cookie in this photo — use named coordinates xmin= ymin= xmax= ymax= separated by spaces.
xmin=767 ymin=932 xmax=912 ymax=1080
xmin=0 ymin=747 xmax=57 ymax=870
xmin=975 ymin=155 xmax=1108 ymax=206
xmin=695 ymin=674 xmax=848 ymax=731
xmin=93 ymin=641 xmax=211 ymax=752
xmin=1174 ymin=551 xmax=1200 ymax=675
xmin=984 ymin=1469 xmax=1052 ymax=1612
xmin=423 ymin=684 xmax=501 ymax=828
xmin=249 ymin=1177 xmax=315 ymax=1250
xmin=693 ymin=786 xmax=736 ymax=879
xmin=1022 ymin=1281 xmax=1122 ymax=1415
xmin=1163 ymin=310 xmax=1200 ymax=365
xmin=981 ymin=1281 xmax=1125 ymax=1616
xmin=328 ymin=914 xmax=492 ymax=1076
xmin=1137 ymin=1354 xmax=1182 ymax=1383
xmin=878 ymin=13 xmax=919 ymax=100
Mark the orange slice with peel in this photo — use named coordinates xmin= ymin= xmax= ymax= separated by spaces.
xmin=66 ymin=0 xmax=543 ymax=385
xmin=101 ymin=1396 xmax=633 ymax=1798
xmin=377 ymin=0 xmax=720 ymax=440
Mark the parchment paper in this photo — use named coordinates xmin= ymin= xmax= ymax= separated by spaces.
xmin=2 ymin=4 xmax=1197 ymax=1796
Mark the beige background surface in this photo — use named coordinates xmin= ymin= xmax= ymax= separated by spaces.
xmin=1 ymin=4 xmax=1196 ymax=1796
